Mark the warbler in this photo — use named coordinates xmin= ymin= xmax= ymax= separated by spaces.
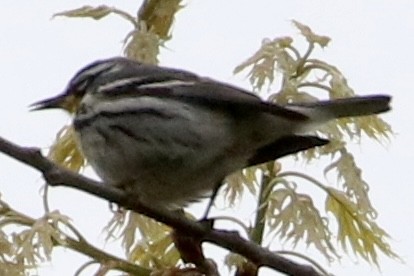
xmin=32 ymin=57 xmax=391 ymax=211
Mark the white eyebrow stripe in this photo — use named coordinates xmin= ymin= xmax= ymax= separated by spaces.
xmin=97 ymin=78 xmax=196 ymax=93
xmin=139 ymin=80 xmax=196 ymax=88
xmin=97 ymin=77 xmax=143 ymax=93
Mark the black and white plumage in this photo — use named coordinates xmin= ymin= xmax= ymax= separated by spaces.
xmin=32 ymin=57 xmax=391 ymax=209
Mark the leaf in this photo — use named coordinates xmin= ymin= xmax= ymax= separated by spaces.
xmin=325 ymin=188 xmax=399 ymax=265
xmin=325 ymin=148 xmax=377 ymax=217
xmin=223 ymin=167 xmax=259 ymax=207
xmin=292 ymin=20 xmax=331 ymax=47
xmin=266 ymin=181 xmax=338 ymax=261
xmin=224 ymin=253 xmax=250 ymax=273
xmin=124 ymin=22 xmax=161 ymax=64
xmin=104 ymin=211 xmax=179 ymax=269
xmin=54 ymin=5 xmax=113 ymax=20
xmin=0 ymin=229 xmax=26 ymax=275
xmin=13 ymin=211 xmax=71 ymax=267
xmin=47 ymin=125 xmax=85 ymax=172
xmin=353 ymin=116 xmax=392 ymax=142
xmin=129 ymin=234 xmax=180 ymax=269
xmin=54 ymin=5 xmax=138 ymax=27
xmin=233 ymin=37 xmax=296 ymax=91
xmin=138 ymin=0 xmax=183 ymax=39
xmin=126 ymin=214 xmax=179 ymax=269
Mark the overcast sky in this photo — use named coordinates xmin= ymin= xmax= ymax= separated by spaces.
xmin=0 ymin=1 xmax=413 ymax=275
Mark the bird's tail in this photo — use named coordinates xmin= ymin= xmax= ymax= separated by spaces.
xmin=285 ymin=95 xmax=391 ymax=122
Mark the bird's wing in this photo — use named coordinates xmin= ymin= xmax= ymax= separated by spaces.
xmin=95 ymin=62 xmax=309 ymax=121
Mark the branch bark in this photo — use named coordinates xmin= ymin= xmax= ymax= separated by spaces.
xmin=0 ymin=135 xmax=321 ymax=276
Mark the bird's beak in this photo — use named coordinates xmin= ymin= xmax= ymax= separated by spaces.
xmin=30 ymin=93 xmax=79 ymax=113
xmin=30 ymin=94 xmax=67 ymax=111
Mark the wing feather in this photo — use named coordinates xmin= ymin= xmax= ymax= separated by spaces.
xmin=94 ymin=61 xmax=308 ymax=121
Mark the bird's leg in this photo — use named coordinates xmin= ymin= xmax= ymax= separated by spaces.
xmin=202 ymin=180 xmax=223 ymax=219
xmin=108 ymin=180 xmax=136 ymax=213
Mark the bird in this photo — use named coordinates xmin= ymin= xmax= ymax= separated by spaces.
xmin=31 ymin=57 xmax=391 ymax=212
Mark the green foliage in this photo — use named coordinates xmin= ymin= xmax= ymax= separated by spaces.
xmin=0 ymin=198 xmax=73 ymax=275
xmin=3 ymin=2 xmax=396 ymax=275
xmin=105 ymin=212 xmax=180 ymax=268
xmin=47 ymin=126 xmax=85 ymax=172
xmin=229 ymin=20 xmax=396 ymax=267
xmin=326 ymin=188 xmax=398 ymax=265
xmin=266 ymin=181 xmax=337 ymax=261
xmin=54 ymin=1 xmax=182 ymax=65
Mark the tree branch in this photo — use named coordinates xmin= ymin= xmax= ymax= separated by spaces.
xmin=0 ymin=135 xmax=322 ymax=276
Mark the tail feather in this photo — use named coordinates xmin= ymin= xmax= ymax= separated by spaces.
xmin=285 ymin=95 xmax=391 ymax=121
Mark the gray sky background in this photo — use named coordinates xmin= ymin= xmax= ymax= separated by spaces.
xmin=0 ymin=1 xmax=413 ymax=275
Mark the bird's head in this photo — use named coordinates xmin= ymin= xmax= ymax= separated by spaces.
xmin=30 ymin=57 xmax=134 ymax=114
